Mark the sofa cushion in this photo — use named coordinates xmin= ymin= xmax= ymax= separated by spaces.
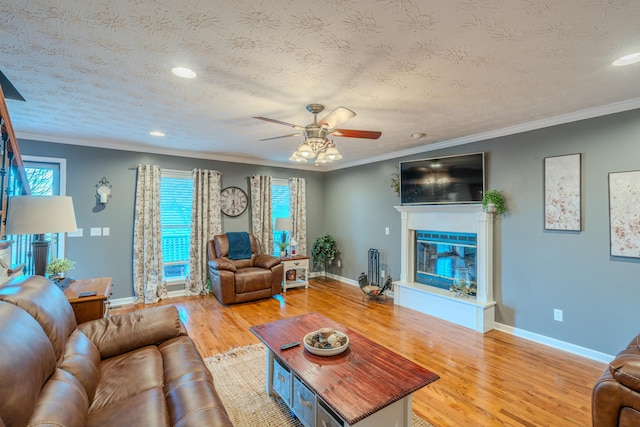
xmin=0 ymin=275 xmax=76 ymax=363
xmin=0 ymin=302 xmax=57 ymax=427
xmin=28 ymin=368 xmax=89 ymax=427
xmin=90 ymin=346 xmax=163 ymax=411
xmin=235 ymin=267 xmax=271 ymax=293
xmin=87 ymin=388 xmax=170 ymax=427
xmin=60 ymin=329 xmax=101 ymax=403
xmin=78 ymin=305 xmax=182 ymax=359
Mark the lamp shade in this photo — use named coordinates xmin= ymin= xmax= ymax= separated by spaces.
xmin=6 ymin=196 xmax=78 ymax=235
xmin=275 ymin=217 xmax=292 ymax=232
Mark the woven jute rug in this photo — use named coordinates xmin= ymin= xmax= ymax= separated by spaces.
xmin=205 ymin=343 xmax=435 ymax=427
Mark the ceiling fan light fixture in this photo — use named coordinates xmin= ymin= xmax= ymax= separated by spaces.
xmin=297 ymin=142 xmax=316 ymax=158
xmin=289 ymin=152 xmax=308 ymax=162
xmin=324 ymin=146 xmax=342 ymax=160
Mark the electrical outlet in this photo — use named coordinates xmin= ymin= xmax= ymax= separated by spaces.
xmin=337 ymin=260 xmax=341 ymax=268
xmin=381 ymin=269 xmax=385 ymax=277
xmin=554 ymin=309 xmax=563 ymax=322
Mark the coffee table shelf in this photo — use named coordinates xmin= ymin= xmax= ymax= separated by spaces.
xmin=250 ymin=312 xmax=439 ymax=427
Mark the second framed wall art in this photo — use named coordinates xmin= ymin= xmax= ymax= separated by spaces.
xmin=544 ymin=153 xmax=582 ymax=231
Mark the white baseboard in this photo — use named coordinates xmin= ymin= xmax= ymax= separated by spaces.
xmin=493 ymin=323 xmax=614 ymax=364
xmin=109 ymin=289 xmax=186 ymax=308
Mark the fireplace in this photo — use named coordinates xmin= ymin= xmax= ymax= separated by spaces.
xmin=394 ymin=204 xmax=496 ymax=332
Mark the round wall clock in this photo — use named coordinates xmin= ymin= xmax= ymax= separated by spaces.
xmin=220 ymin=186 xmax=248 ymax=217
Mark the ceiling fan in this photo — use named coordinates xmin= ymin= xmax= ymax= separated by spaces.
xmin=253 ymin=104 xmax=381 ymax=164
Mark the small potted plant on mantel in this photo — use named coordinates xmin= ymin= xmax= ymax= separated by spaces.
xmin=46 ymin=257 xmax=76 ymax=281
xmin=482 ymin=190 xmax=507 ymax=217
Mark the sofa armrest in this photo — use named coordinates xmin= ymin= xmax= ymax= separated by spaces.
xmin=78 ymin=305 xmax=181 ymax=359
xmin=610 ymin=347 xmax=640 ymax=392
xmin=254 ymin=254 xmax=280 ymax=269
xmin=208 ymin=258 xmax=237 ymax=272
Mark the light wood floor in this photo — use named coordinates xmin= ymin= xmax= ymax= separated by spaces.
xmin=111 ymin=278 xmax=605 ymax=426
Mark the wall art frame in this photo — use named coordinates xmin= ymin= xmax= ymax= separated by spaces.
xmin=544 ymin=153 xmax=582 ymax=231
xmin=609 ymin=170 xmax=640 ymax=258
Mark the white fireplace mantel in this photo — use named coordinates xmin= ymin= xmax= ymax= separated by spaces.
xmin=394 ymin=204 xmax=496 ymax=333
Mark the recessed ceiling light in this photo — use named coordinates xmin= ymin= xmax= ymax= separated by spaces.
xmin=149 ymin=131 xmax=165 ymax=137
xmin=613 ymin=52 xmax=640 ymax=66
xmin=171 ymin=67 xmax=197 ymax=78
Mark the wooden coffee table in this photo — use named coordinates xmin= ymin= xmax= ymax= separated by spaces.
xmin=250 ymin=312 xmax=439 ymax=427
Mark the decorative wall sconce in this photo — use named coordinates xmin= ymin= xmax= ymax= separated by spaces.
xmin=96 ymin=177 xmax=112 ymax=204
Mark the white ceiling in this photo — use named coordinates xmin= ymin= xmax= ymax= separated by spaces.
xmin=2 ymin=0 xmax=640 ymax=170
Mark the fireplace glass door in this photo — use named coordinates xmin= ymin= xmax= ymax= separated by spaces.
xmin=415 ymin=230 xmax=477 ymax=293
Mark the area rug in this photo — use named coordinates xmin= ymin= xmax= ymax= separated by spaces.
xmin=205 ymin=343 xmax=434 ymax=427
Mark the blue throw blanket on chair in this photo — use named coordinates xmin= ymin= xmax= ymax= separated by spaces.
xmin=227 ymin=232 xmax=252 ymax=260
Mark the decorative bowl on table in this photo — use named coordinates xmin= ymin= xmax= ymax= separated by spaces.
xmin=303 ymin=327 xmax=349 ymax=356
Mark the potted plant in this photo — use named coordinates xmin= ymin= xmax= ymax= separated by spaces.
xmin=390 ymin=166 xmax=400 ymax=196
xmin=46 ymin=257 xmax=76 ymax=279
xmin=311 ymin=234 xmax=338 ymax=277
xmin=276 ymin=241 xmax=289 ymax=257
xmin=482 ymin=190 xmax=507 ymax=217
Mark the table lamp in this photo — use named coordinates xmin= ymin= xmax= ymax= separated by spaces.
xmin=5 ymin=195 xmax=78 ymax=276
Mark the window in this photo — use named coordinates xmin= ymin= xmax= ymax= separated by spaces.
xmin=272 ymin=178 xmax=291 ymax=255
xmin=160 ymin=170 xmax=192 ymax=282
xmin=9 ymin=157 xmax=66 ymax=273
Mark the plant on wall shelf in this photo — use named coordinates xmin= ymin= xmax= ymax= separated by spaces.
xmin=482 ymin=190 xmax=507 ymax=217
xmin=311 ymin=234 xmax=338 ymax=277
xmin=46 ymin=257 xmax=76 ymax=278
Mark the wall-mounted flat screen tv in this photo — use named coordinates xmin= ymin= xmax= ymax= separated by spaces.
xmin=400 ymin=152 xmax=485 ymax=205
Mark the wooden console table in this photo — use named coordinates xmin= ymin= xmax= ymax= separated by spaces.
xmin=250 ymin=312 xmax=439 ymax=426
xmin=281 ymin=256 xmax=310 ymax=292
xmin=63 ymin=277 xmax=112 ymax=324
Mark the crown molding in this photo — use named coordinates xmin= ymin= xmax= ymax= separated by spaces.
xmin=16 ymin=97 xmax=640 ymax=173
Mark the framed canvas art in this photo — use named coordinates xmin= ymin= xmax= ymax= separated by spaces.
xmin=544 ymin=153 xmax=581 ymax=231
xmin=609 ymin=170 xmax=640 ymax=258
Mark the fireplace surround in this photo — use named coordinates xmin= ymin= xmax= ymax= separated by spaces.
xmin=394 ymin=204 xmax=496 ymax=332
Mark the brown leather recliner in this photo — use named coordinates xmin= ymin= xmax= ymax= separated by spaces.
xmin=207 ymin=233 xmax=283 ymax=304
xmin=592 ymin=333 xmax=640 ymax=426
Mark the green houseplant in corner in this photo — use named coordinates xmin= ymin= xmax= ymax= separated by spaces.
xmin=311 ymin=234 xmax=338 ymax=278
xmin=482 ymin=190 xmax=507 ymax=217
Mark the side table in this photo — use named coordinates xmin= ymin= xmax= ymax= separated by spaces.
xmin=63 ymin=277 xmax=112 ymax=324
xmin=281 ymin=256 xmax=309 ymax=292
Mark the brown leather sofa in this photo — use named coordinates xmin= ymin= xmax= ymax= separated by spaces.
xmin=207 ymin=233 xmax=283 ymax=304
xmin=0 ymin=275 xmax=233 ymax=427
xmin=592 ymin=333 xmax=640 ymax=426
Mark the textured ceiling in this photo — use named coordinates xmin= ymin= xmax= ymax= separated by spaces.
xmin=2 ymin=0 xmax=640 ymax=170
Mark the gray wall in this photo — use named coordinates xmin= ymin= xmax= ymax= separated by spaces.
xmin=18 ymin=140 xmax=325 ymax=299
xmin=323 ymin=109 xmax=640 ymax=356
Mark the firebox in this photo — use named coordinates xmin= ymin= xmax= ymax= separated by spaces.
xmin=415 ymin=230 xmax=477 ymax=292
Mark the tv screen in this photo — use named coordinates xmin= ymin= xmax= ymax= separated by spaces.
xmin=400 ymin=153 xmax=485 ymax=205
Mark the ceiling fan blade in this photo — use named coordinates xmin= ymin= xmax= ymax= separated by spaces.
xmin=330 ymin=129 xmax=382 ymax=139
xmin=253 ymin=116 xmax=305 ymax=129
xmin=259 ymin=133 xmax=302 ymax=141
xmin=318 ymin=107 xmax=356 ymax=129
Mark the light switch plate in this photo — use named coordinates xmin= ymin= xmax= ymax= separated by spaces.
xmin=90 ymin=227 xmax=102 ymax=237
xmin=67 ymin=228 xmax=83 ymax=237
xmin=102 ymin=227 xmax=110 ymax=236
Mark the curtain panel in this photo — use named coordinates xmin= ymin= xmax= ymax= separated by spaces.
xmin=289 ymin=177 xmax=307 ymax=256
xmin=185 ymin=169 xmax=222 ymax=296
xmin=133 ymin=164 xmax=168 ymax=304
xmin=249 ymin=175 xmax=273 ymax=253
